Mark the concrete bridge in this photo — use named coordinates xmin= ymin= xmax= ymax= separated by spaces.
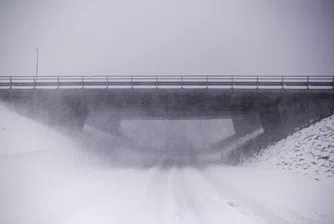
xmin=0 ymin=75 xmax=333 ymax=137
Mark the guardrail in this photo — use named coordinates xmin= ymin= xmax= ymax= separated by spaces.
xmin=0 ymin=75 xmax=333 ymax=90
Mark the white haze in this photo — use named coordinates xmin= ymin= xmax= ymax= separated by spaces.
xmin=2 ymin=103 xmax=334 ymax=224
xmin=121 ymin=119 xmax=234 ymax=152
xmin=1 ymin=0 xmax=334 ymax=76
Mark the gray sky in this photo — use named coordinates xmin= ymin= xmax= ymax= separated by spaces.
xmin=1 ymin=0 xmax=334 ymax=76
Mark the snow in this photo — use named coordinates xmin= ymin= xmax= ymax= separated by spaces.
xmin=1 ymin=103 xmax=334 ymax=224
xmin=0 ymin=105 xmax=76 ymax=156
xmin=203 ymin=166 xmax=334 ymax=224
xmin=221 ymin=129 xmax=264 ymax=162
xmin=243 ymin=114 xmax=334 ymax=180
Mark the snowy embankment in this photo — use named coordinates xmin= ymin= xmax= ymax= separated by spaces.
xmin=220 ymin=129 xmax=264 ymax=162
xmin=242 ymin=114 xmax=334 ymax=180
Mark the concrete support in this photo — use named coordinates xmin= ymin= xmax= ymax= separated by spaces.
xmin=70 ymin=101 xmax=89 ymax=130
xmin=257 ymin=101 xmax=282 ymax=134
xmin=4 ymin=89 xmax=13 ymax=108
xmin=279 ymin=96 xmax=334 ymax=133
xmin=257 ymin=95 xmax=334 ymax=136
xmin=232 ymin=112 xmax=261 ymax=137
xmin=28 ymin=90 xmax=43 ymax=118
xmin=48 ymin=95 xmax=89 ymax=130
xmin=314 ymin=98 xmax=334 ymax=118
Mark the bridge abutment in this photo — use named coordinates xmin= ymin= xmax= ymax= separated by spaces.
xmin=47 ymin=93 xmax=89 ymax=130
xmin=232 ymin=112 xmax=261 ymax=137
xmin=256 ymin=95 xmax=334 ymax=136
xmin=257 ymin=101 xmax=282 ymax=134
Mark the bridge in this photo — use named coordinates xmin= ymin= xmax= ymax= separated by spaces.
xmin=0 ymin=75 xmax=333 ymax=138
xmin=1 ymin=75 xmax=333 ymax=90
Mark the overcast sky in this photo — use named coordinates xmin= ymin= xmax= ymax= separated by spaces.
xmin=1 ymin=0 xmax=334 ymax=76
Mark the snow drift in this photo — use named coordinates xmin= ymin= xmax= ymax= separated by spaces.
xmin=242 ymin=114 xmax=334 ymax=180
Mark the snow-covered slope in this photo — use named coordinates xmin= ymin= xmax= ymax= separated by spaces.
xmin=0 ymin=104 xmax=76 ymax=156
xmin=221 ymin=129 xmax=264 ymax=162
xmin=243 ymin=114 xmax=334 ymax=180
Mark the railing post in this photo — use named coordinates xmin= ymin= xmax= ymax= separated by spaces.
xmin=106 ymin=76 xmax=108 ymax=89
xmin=57 ymin=76 xmax=60 ymax=89
xmin=281 ymin=76 xmax=284 ymax=89
xmin=9 ymin=76 xmax=12 ymax=89
xmin=131 ymin=76 xmax=133 ymax=89
xmin=181 ymin=76 xmax=183 ymax=89
xmin=256 ymin=76 xmax=259 ymax=89
xmin=231 ymin=76 xmax=234 ymax=90
xmin=206 ymin=76 xmax=208 ymax=89
xmin=156 ymin=76 xmax=158 ymax=89
xmin=81 ymin=76 xmax=84 ymax=89
xmin=332 ymin=76 xmax=334 ymax=89
xmin=33 ymin=76 xmax=36 ymax=89
xmin=307 ymin=76 xmax=309 ymax=90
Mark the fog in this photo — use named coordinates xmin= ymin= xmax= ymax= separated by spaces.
xmin=2 ymin=102 xmax=334 ymax=224
xmin=1 ymin=1 xmax=334 ymax=222
xmin=1 ymin=102 xmax=233 ymax=171
xmin=1 ymin=0 xmax=334 ymax=76
xmin=121 ymin=119 xmax=234 ymax=151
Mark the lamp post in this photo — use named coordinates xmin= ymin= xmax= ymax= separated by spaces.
xmin=36 ymin=48 xmax=39 ymax=78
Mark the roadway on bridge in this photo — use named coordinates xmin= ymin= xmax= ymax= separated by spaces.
xmin=1 ymin=75 xmax=333 ymax=90
xmin=1 ymin=103 xmax=332 ymax=224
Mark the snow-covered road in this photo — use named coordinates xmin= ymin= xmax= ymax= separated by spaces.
xmin=0 ymin=156 xmax=275 ymax=224
xmin=1 ymin=104 xmax=334 ymax=224
xmin=3 ymin=149 xmax=334 ymax=224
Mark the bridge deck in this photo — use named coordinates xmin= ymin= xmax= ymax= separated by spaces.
xmin=0 ymin=75 xmax=333 ymax=90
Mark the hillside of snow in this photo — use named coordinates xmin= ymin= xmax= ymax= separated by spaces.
xmin=0 ymin=105 xmax=77 ymax=156
xmin=242 ymin=114 xmax=334 ymax=180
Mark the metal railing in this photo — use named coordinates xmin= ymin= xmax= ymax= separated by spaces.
xmin=0 ymin=75 xmax=333 ymax=90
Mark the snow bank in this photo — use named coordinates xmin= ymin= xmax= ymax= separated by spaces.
xmin=243 ymin=114 xmax=334 ymax=180
xmin=221 ymin=129 xmax=264 ymax=162
xmin=0 ymin=103 xmax=76 ymax=156
xmin=203 ymin=165 xmax=334 ymax=224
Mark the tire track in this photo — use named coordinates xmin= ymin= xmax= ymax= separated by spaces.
xmin=168 ymin=166 xmax=200 ymax=224
xmin=199 ymin=166 xmax=294 ymax=224
xmin=179 ymin=167 xmax=257 ymax=224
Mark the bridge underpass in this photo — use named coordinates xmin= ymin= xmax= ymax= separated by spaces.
xmin=0 ymin=75 xmax=333 ymax=139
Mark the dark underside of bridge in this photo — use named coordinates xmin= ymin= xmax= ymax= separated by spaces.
xmin=1 ymin=88 xmax=334 ymax=149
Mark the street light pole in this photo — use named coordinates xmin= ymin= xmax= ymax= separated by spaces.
xmin=36 ymin=48 xmax=39 ymax=78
